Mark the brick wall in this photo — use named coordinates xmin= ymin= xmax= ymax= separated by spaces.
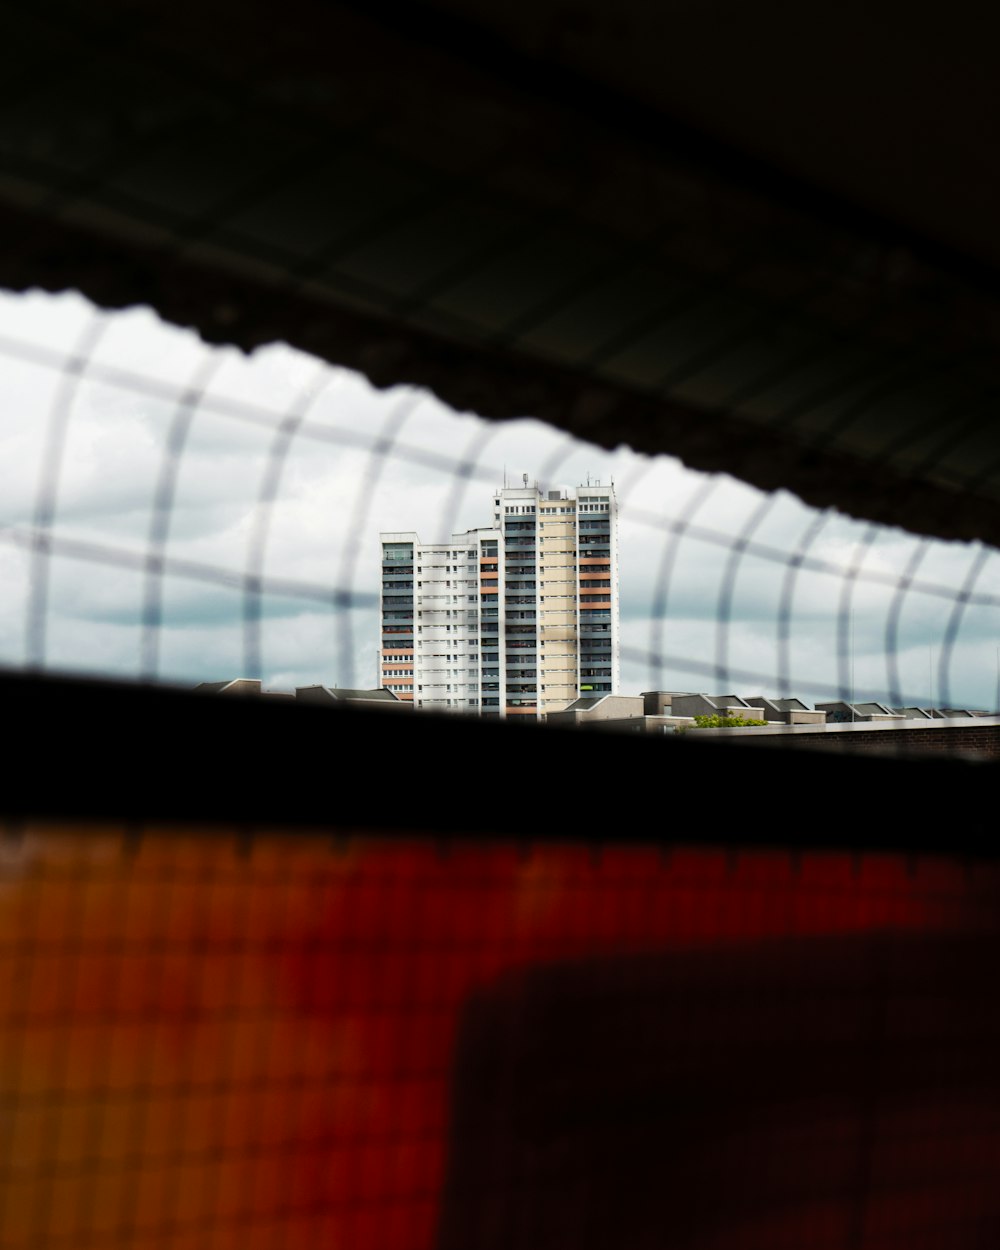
xmin=786 ymin=723 xmax=1000 ymax=758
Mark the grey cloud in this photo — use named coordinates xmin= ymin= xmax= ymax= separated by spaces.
xmin=0 ymin=288 xmax=997 ymax=709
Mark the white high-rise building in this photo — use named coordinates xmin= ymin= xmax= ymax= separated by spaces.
xmin=379 ymin=480 xmax=618 ymax=718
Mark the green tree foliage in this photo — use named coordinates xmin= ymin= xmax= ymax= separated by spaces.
xmin=691 ymin=714 xmax=768 ymax=728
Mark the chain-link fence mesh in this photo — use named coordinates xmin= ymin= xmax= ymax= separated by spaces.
xmin=2 ymin=9 xmax=1000 ymax=1241
xmin=3 ymin=824 xmax=1000 ymax=1250
xmin=0 ymin=290 xmax=997 ymax=711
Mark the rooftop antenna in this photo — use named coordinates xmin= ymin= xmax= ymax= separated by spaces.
xmin=522 ymin=472 xmax=528 ymax=488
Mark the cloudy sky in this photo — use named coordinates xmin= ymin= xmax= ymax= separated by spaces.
xmin=0 ymin=287 xmax=997 ymax=710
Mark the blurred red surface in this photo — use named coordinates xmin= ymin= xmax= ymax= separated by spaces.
xmin=1 ymin=828 xmax=997 ymax=1248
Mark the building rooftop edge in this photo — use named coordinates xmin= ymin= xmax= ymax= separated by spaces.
xmin=692 ymin=716 xmax=1000 ymax=736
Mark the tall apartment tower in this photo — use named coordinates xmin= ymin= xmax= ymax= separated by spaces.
xmin=379 ymin=480 xmax=618 ymax=718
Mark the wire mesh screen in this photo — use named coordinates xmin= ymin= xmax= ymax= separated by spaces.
xmin=3 ymin=824 xmax=1000 ymax=1250
xmin=3 ymin=12 xmax=1000 ymax=1247
xmin=0 ymin=288 xmax=997 ymax=712
xmin=5 ymin=0 xmax=1000 ymax=561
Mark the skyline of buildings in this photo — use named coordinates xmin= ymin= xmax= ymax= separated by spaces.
xmin=379 ymin=478 xmax=619 ymax=718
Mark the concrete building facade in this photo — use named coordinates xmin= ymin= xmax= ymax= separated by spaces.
xmin=379 ymin=480 xmax=619 ymax=718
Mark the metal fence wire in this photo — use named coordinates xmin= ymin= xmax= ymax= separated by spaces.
xmin=1 ymin=8 xmax=1000 ymax=1249
xmin=2 ymin=823 xmax=1000 ymax=1250
xmin=0 ymin=290 xmax=997 ymax=711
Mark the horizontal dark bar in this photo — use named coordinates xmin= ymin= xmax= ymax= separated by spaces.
xmin=1 ymin=670 xmax=996 ymax=855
